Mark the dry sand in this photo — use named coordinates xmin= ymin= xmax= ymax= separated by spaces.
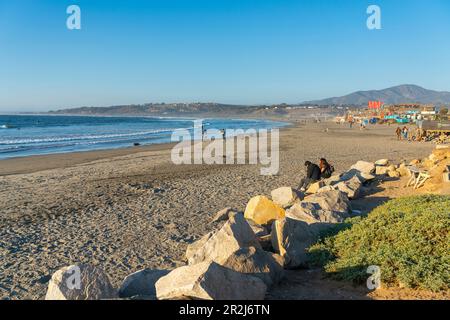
xmin=0 ymin=122 xmax=439 ymax=300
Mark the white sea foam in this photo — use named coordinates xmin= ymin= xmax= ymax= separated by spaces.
xmin=0 ymin=128 xmax=191 ymax=145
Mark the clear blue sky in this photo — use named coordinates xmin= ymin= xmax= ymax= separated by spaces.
xmin=1 ymin=0 xmax=450 ymax=112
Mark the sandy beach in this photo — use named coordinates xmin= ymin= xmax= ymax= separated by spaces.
xmin=0 ymin=122 xmax=437 ymax=300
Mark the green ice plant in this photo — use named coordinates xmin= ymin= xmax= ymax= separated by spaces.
xmin=308 ymin=195 xmax=450 ymax=291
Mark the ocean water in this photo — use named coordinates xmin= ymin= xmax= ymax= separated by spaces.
xmin=0 ymin=115 xmax=288 ymax=159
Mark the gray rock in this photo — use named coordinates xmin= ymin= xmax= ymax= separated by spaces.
xmin=340 ymin=169 xmax=374 ymax=183
xmin=271 ymin=187 xmax=304 ymax=208
xmin=271 ymin=191 xmax=351 ymax=269
xmin=286 ymin=202 xmax=350 ymax=224
xmin=333 ymin=176 xmax=363 ymax=199
xmin=185 ymin=231 xmax=215 ymax=262
xmin=119 ymin=269 xmax=170 ymax=298
xmin=302 ymin=190 xmax=351 ymax=214
xmin=45 ymin=264 xmax=116 ymax=300
xmin=155 ymin=261 xmax=267 ymax=300
xmin=322 ymin=175 xmax=342 ymax=186
xmin=350 ymin=161 xmax=375 ymax=174
xmin=271 ymin=218 xmax=318 ymax=268
xmin=247 ymin=219 xmax=269 ymax=237
xmin=210 ymin=207 xmax=238 ymax=223
xmin=221 ymin=247 xmax=284 ymax=288
xmin=186 ymin=213 xmax=261 ymax=265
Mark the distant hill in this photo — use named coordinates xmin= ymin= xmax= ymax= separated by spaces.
xmin=47 ymin=84 xmax=450 ymax=117
xmin=49 ymin=103 xmax=259 ymax=117
xmin=304 ymin=85 xmax=450 ymax=106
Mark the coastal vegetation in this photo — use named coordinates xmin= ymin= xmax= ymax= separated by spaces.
xmin=309 ymin=195 xmax=450 ymax=292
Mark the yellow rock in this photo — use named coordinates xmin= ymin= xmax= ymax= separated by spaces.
xmin=431 ymin=149 xmax=450 ymax=162
xmin=244 ymin=196 xmax=285 ymax=225
xmin=422 ymin=159 xmax=436 ymax=169
xmin=306 ymin=181 xmax=325 ymax=194
xmin=388 ymin=170 xmax=400 ymax=178
xmin=387 ymin=165 xmax=396 ymax=172
xmin=396 ymin=164 xmax=410 ymax=177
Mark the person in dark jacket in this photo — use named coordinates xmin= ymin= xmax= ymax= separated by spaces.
xmin=298 ymin=161 xmax=321 ymax=191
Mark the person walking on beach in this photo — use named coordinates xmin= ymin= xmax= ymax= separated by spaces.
xmin=402 ymin=126 xmax=409 ymax=140
xmin=319 ymin=158 xmax=334 ymax=179
xmin=396 ymin=126 xmax=402 ymax=140
xmin=298 ymin=161 xmax=321 ymax=192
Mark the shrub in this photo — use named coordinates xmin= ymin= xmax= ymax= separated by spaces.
xmin=308 ymin=195 xmax=450 ymax=291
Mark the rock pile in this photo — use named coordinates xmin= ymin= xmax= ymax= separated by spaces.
xmin=46 ymin=152 xmax=445 ymax=300
xmin=417 ymin=146 xmax=450 ymax=191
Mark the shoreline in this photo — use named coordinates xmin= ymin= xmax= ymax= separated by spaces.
xmin=0 ymin=141 xmax=179 ymax=176
xmin=0 ymin=115 xmax=293 ymax=175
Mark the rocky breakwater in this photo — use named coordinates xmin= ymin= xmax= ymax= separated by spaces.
xmin=46 ymin=154 xmax=434 ymax=300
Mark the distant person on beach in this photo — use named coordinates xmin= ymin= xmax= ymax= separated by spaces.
xmin=298 ymin=161 xmax=321 ymax=192
xmin=416 ymin=127 xmax=423 ymax=142
xmin=319 ymin=158 xmax=334 ymax=179
xmin=402 ymin=126 xmax=409 ymax=140
xmin=408 ymin=128 xmax=414 ymax=141
xmin=396 ymin=126 xmax=402 ymax=140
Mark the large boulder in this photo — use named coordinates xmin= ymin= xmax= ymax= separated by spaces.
xmin=210 ymin=207 xmax=238 ymax=223
xmin=286 ymin=202 xmax=350 ymax=224
xmin=221 ymin=247 xmax=284 ymax=287
xmin=333 ymin=176 xmax=363 ymax=199
xmin=396 ymin=163 xmax=410 ymax=177
xmin=340 ymin=169 xmax=374 ymax=183
xmin=430 ymin=148 xmax=449 ymax=162
xmin=119 ymin=269 xmax=170 ymax=299
xmin=317 ymin=185 xmax=336 ymax=193
xmin=322 ymin=175 xmax=342 ymax=186
xmin=306 ymin=181 xmax=325 ymax=194
xmin=271 ymin=187 xmax=303 ymax=208
xmin=185 ymin=231 xmax=215 ymax=263
xmin=350 ymin=161 xmax=375 ymax=174
xmin=302 ymin=190 xmax=351 ymax=214
xmin=388 ymin=170 xmax=400 ymax=178
xmin=271 ymin=218 xmax=317 ymax=268
xmin=155 ymin=261 xmax=267 ymax=300
xmin=244 ymin=196 xmax=285 ymax=225
xmin=387 ymin=165 xmax=397 ymax=172
xmin=375 ymin=159 xmax=389 ymax=166
xmin=271 ymin=191 xmax=351 ymax=269
xmin=186 ymin=213 xmax=261 ymax=265
xmin=247 ymin=219 xmax=269 ymax=238
xmin=375 ymin=166 xmax=390 ymax=175
xmin=45 ymin=264 xmax=116 ymax=300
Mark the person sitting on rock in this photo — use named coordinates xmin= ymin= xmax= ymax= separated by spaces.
xmin=298 ymin=161 xmax=321 ymax=192
xmin=319 ymin=158 xmax=334 ymax=179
